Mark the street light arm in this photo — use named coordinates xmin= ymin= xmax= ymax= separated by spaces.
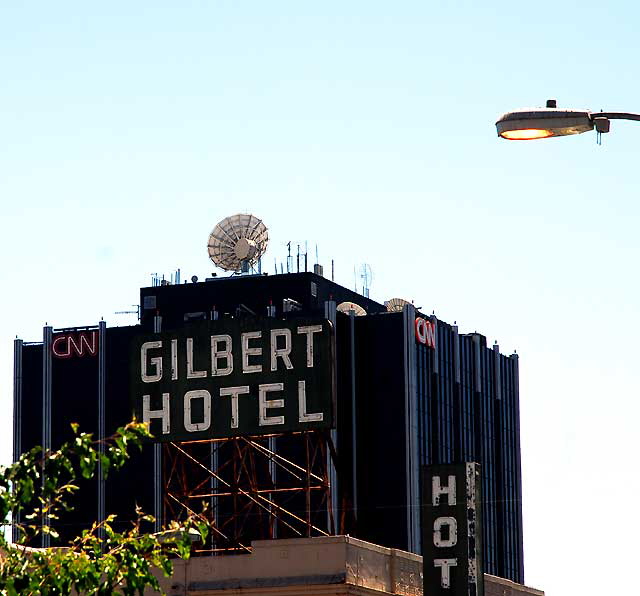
xmin=593 ymin=112 xmax=640 ymax=122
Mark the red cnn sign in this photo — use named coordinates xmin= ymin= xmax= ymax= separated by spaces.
xmin=415 ymin=318 xmax=436 ymax=348
xmin=52 ymin=331 xmax=99 ymax=359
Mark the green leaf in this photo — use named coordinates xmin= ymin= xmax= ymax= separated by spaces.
xmin=1 ymin=419 xmax=206 ymax=595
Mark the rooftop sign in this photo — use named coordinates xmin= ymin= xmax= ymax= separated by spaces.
xmin=422 ymin=463 xmax=483 ymax=596
xmin=131 ymin=318 xmax=335 ymax=441
xmin=52 ymin=330 xmax=98 ymax=359
xmin=415 ymin=317 xmax=436 ymax=349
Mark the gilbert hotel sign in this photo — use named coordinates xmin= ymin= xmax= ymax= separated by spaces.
xmin=423 ymin=463 xmax=484 ymax=596
xmin=131 ymin=317 xmax=335 ymax=441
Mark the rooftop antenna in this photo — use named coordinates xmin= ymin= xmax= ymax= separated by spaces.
xmin=312 ymin=244 xmax=323 ymax=276
xmin=286 ymin=241 xmax=292 ymax=273
xmin=114 ymin=305 xmax=141 ymax=320
xmin=304 ymin=241 xmax=308 ymax=272
xmin=207 ymin=213 xmax=269 ymax=274
xmin=170 ymin=268 xmax=181 ymax=285
xmin=332 ymin=259 xmax=335 ymax=281
xmin=296 ymin=244 xmax=300 ymax=273
xmin=360 ymin=264 xmax=372 ymax=298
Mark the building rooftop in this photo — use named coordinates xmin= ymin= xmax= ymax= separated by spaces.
xmin=158 ymin=535 xmax=543 ymax=596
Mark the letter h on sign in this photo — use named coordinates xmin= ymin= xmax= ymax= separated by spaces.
xmin=422 ymin=463 xmax=483 ymax=596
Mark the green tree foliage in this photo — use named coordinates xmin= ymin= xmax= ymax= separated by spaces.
xmin=0 ymin=422 xmax=208 ymax=595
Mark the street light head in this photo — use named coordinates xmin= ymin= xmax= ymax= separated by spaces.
xmin=496 ymin=107 xmax=593 ymax=140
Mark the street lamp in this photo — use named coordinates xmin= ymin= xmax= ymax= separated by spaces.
xmin=495 ymin=99 xmax=640 ymax=140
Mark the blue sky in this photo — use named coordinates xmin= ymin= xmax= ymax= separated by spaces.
xmin=2 ymin=3 xmax=639 ymax=595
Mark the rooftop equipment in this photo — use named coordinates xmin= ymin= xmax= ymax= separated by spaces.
xmin=337 ymin=301 xmax=367 ymax=316
xmin=207 ymin=213 xmax=269 ymax=273
xmin=384 ymin=298 xmax=411 ymax=312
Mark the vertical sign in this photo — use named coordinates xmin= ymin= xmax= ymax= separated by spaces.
xmin=422 ymin=463 xmax=483 ymax=596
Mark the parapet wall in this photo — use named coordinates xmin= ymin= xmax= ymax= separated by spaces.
xmin=157 ymin=536 xmax=543 ymax=596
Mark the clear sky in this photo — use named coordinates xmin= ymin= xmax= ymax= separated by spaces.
xmin=2 ymin=2 xmax=639 ymax=595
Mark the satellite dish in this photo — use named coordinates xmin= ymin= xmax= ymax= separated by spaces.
xmin=208 ymin=214 xmax=269 ymax=272
xmin=337 ymin=301 xmax=367 ymax=316
xmin=385 ymin=298 xmax=411 ymax=312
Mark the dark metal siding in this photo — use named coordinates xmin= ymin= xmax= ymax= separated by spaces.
xmin=354 ymin=314 xmax=524 ymax=583
xmin=139 ymin=272 xmax=386 ymax=331
xmin=50 ymin=334 xmax=99 ymax=543
xmin=104 ymin=325 xmax=155 ymax=533
xmin=19 ymin=344 xmax=43 ymax=455
xmin=353 ymin=312 xmax=407 ymax=550
xmin=13 ymin=344 xmax=43 ymax=543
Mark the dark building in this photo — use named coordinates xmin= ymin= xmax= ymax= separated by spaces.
xmin=13 ymin=270 xmax=524 ymax=583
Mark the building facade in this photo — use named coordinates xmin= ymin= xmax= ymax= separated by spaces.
xmin=13 ymin=271 xmax=524 ymax=583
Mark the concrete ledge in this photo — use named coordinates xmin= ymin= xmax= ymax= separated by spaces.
xmin=485 ymin=574 xmax=545 ymax=596
xmin=158 ymin=536 xmax=543 ymax=596
xmin=189 ymin=573 xmax=347 ymax=591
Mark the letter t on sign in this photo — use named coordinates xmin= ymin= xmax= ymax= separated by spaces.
xmin=434 ymin=559 xmax=458 ymax=588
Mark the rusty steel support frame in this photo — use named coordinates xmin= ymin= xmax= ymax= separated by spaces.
xmin=163 ymin=430 xmax=335 ymax=554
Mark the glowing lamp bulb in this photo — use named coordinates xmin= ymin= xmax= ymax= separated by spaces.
xmin=499 ymin=129 xmax=555 ymax=140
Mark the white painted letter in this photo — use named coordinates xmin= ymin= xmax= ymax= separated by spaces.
xmin=211 ymin=334 xmax=233 ymax=376
xmin=298 ymin=380 xmax=323 ymax=423
xmin=183 ymin=390 xmax=211 ymax=432
xmin=297 ymin=325 xmax=323 ymax=367
xmin=141 ymin=341 xmax=163 ymax=383
xmin=186 ymin=337 xmax=207 ymax=378
xmin=258 ymin=383 xmax=285 ymax=426
xmin=171 ymin=339 xmax=178 ymax=380
xmin=242 ymin=331 xmax=262 ymax=373
xmin=142 ymin=393 xmax=170 ymax=434
xmin=220 ymin=385 xmax=250 ymax=429
xmin=433 ymin=559 xmax=457 ymax=588
xmin=432 ymin=475 xmax=456 ymax=506
xmin=270 ymin=328 xmax=293 ymax=371
xmin=433 ymin=516 xmax=458 ymax=548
